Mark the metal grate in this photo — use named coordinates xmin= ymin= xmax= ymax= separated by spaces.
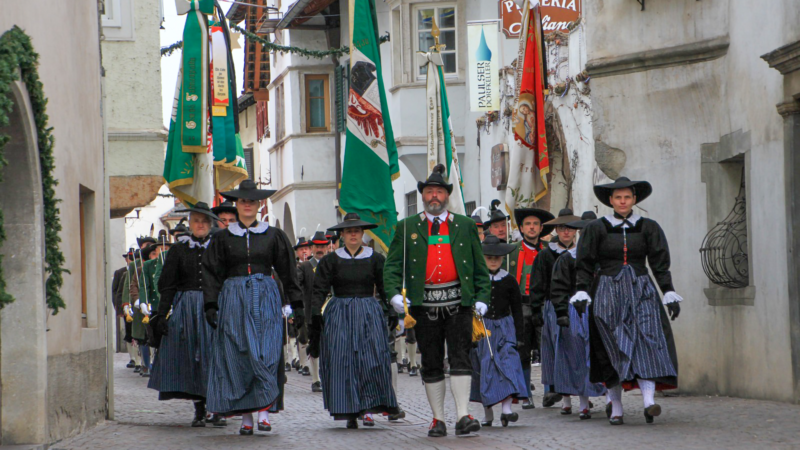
xmin=699 ymin=169 xmax=749 ymax=289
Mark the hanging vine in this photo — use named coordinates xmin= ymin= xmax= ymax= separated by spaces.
xmin=0 ymin=26 xmax=69 ymax=314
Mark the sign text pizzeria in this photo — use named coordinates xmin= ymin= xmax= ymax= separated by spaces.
xmin=500 ymin=0 xmax=581 ymax=37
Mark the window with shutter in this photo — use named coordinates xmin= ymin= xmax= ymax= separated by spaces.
xmin=243 ymin=147 xmax=255 ymax=180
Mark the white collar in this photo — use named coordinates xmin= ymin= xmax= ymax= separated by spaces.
xmin=228 ymin=221 xmax=270 ymax=236
xmin=335 ymin=246 xmax=373 ymax=260
xmin=177 ymin=234 xmax=210 ymax=249
xmin=549 ymin=241 xmax=571 ymax=254
xmin=423 ymin=210 xmax=449 ymax=223
xmin=568 ymin=247 xmax=578 ymax=258
xmin=604 ymin=214 xmax=641 ymax=228
xmin=490 ymin=269 xmax=509 ymax=281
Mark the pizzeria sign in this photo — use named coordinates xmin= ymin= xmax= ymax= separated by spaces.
xmin=500 ymin=0 xmax=581 ymax=37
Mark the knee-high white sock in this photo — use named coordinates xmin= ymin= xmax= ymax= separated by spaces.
xmin=579 ymin=395 xmax=590 ymax=411
xmin=562 ymin=395 xmax=572 ymax=408
xmin=299 ymin=344 xmax=308 ymax=367
xmin=127 ymin=342 xmax=137 ymax=362
xmin=424 ymin=380 xmax=447 ymax=421
xmin=639 ymin=379 xmax=656 ymax=407
xmin=290 ymin=338 xmax=298 ymax=361
xmin=501 ymin=397 xmax=513 ymax=414
xmin=284 ymin=343 xmax=290 ymax=363
xmin=407 ymin=343 xmax=418 ymax=368
xmin=483 ymin=406 xmax=494 ymax=422
xmin=450 ymin=375 xmax=472 ymax=419
xmin=391 ymin=362 xmax=398 ymax=390
xmin=258 ymin=410 xmax=269 ymax=424
xmin=606 ymin=391 xmax=612 ymax=405
xmin=310 ymin=357 xmax=320 ymax=383
xmin=395 ymin=338 xmax=406 ymax=361
xmin=134 ymin=346 xmax=143 ymax=366
xmin=241 ymin=412 xmax=254 ymax=428
xmin=608 ymin=385 xmax=624 ymax=417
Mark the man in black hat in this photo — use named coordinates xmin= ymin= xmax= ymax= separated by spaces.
xmin=483 ymin=200 xmax=509 ymax=242
xmin=384 ymin=164 xmax=491 ymax=437
xmin=471 ymin=213 xmax=485 ymax=242
xmin=294 ymin=237 xmax=311 ymax=265
xmin=297 ymin=230 xmax=330 ymax=391
xmin=211 ymin=201 xmax=238 ymax=229
xmin=506 ymin=206 xmax=555 ymax=409
xmin=531 ymin=208 xmax=581 ymax=409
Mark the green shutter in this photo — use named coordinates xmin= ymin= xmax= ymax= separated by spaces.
xmin=334 ymin=65 xmax=344 ymax=132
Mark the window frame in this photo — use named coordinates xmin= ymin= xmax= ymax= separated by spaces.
xmin=413 ymin=3 xmax=458 ymax=80
xmin=406 ymin=191 xmax=418 ymax=217
xmin=304 ymin=74 xmax=331 ymax=133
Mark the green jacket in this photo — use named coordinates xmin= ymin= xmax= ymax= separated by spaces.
xmin=132 ymin=258 xmax=159 ymax=341
xmin=384 ymin=212 xmax=491 ymax=307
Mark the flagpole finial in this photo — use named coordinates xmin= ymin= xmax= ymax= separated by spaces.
xmin=430 ymin=17 xmax=444 ymax=52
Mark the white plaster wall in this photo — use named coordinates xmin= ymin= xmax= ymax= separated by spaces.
xmin=585 ymin=0 xmax=794 ymax=401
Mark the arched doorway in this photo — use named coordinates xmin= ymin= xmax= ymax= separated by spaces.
xmin=0 ymin=80 xmax=47 ymax=444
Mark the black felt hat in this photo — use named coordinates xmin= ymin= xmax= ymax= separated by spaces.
xmin=513 ymin=207 xmax=556 ymax=235
xmin=566 ymin=211 xmax=598 ymax=229
xmin=169 ymin=222 xmax=189 ymax=236
xmin=483 ymin=200 xmax=508 ymax=229
xmin=417 ymin=164 xmax=453 ymax=194
xmin=294 ymin=237 xmax=310 ymax=250
xmin=481 ymin=234 xmax=516 ymax=256
xmin=176 ymin=201 xmax=221 ymax=222
xmin=471 ymin=214 xmax=484 ymax=227
xmin=221 ymin=179 xmax=277 ymax=201
xmin=136 ymin=236 xmax=157 ymax=248
xmin=310 ymin=231 xmax=330 ymax=245
xmin=327 ymin=212 xmax=378 ymax=231
xmin=211 ymin=200 xmax=238 ymax=217
xmin=593 ymin=177 xmax=652 ymax=208
xmin=544 ymin=208 xmax=581 ymax=226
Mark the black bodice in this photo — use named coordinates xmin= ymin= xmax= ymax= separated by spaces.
xmin=157 ymin=235 xmax=209 ymax=315
xmin=485 ymin=273 xmax=524 ymax=343
xmin=311 ymin=247 xmax=387 ymax=315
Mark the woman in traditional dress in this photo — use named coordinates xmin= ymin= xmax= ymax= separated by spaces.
xmin=147 ymin=202 xmax=218 ymax=427
xmin=202 ymin=180 xmax=304 ymax=435
xmin=549 ymin=212 xmax=606 ymax=420
xmin=470 ymin=234 xmax=527 ymax=428
xmin=307 ymin=213 xmax=399 ymax=429
xmin=572 ymin=177 xmax=682 ymax=425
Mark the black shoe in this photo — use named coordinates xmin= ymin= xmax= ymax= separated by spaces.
xmin=428 ymin=419 xmax=447 ymax=437
xmin=455 ymin=415 xmax=481 ymax=436
xmin=388 ymin=409 xmax=406 ymax=421
xmin=480 ymin=420 xmax=492 ymax=427
xmin=402 ymin=357 xmax=409 ymax=367
xmin=542 ymin=392 xmax=563 ymax=407
xmin=126 ymin=360 xmax=135 ymax=368
xmin=500 ymin=412 xmax=518 ymax=427
xmin=609 ymin=416 xmax=624 ymax=425
xmin=397 ymin=364 xmax=404 ymax=374
xmin=291 ymin=358 xmax=300 ymax=370
xmin=311 ymin=381 xmax=322 ymax=393
xmin=362 ymin=416 xmax=375 ymax=427
xmin=192 ymin=403 xmax=206 ymax=427
xmin=133 ymin=365 xmax=141 ymax=373
xmin=140 ymin=368 xmax=151 ymax=377
xmin=605 ymin=402 xmax=613 ymax=418
xmin=409 ymin=366 xmax=419 ymax=377
xmin=215 ymin=417 xmax=227 ymax=427
xmin=346 ymin=418 xmax=358 ymax=429
xmin=579 ymin=409 xmax=592 ymax=420
xmin=644 ymin=404 xmax=661 ymax=424
xmin=560 ymin=406 xmax=572 ymax=415
xmin=206 ymin=413 xmax=227 ymax=427
xmin=258 ymin=419 xmax=272 ymax=431
xmin=301 ymin=366 xmax=310 ymax=376
xmin=521 ymin=400 xmax=535 ymax=410
xmin=284 ymin=363 xmax=291 ymax=372
xmin=239 ymin=425 xmax=254 ymax=435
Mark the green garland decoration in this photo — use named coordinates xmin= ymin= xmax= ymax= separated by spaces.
xmin=161 ymin=25 xmax=390 ymax=58
xmin=0 ymin=26 xmax=69 ymax=314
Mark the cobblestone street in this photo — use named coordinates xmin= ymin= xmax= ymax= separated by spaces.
xmin=41 ymin=353 xmax=800 ymax=449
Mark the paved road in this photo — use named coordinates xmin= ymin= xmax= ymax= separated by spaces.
xmin=49 ymin=353 xmax=800 ymax=450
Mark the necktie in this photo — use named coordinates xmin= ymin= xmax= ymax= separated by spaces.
xmin=431 ymin=217 xmax=441 ymax=236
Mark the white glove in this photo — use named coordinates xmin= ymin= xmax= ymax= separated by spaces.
xmin=123 ymin=305 xmax=132 ymax=316
xmin=570 ymin=291 xmax=592 ymax=304
xmin=474 ymin=302 xmax=488 ymax=317
xmin=390 ymin=294 xmax=409 ymax=314
xmin=282 ymin=305 xmax=293 ymax=318
xmin=663 ymin=291 xmax=683 ymax=305
xmin=396 ymin=320 xmax=405 ymax=335
xmin=139 ymin=303 xmax=150 ymax=315
xmin=134 ymin=298 xmax=140 ymax=308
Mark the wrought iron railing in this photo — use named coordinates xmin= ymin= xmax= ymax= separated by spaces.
xmin=699 ymin=169 xmax=749 ymax=288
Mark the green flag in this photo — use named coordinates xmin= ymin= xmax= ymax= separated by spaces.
xmin=340 ymin=0 xmax=399 ymax=251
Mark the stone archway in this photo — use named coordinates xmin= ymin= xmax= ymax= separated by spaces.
xmin=0 ymin=80 xmax=48 ymax=444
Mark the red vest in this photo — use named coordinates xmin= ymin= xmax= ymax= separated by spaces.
xmin=516 ymin=241 xmax=541 ymax=295
xmin=425 ymin=215 xmax=458 ymax=285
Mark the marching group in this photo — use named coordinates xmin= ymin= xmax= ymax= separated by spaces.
xmin=111 ymin=164 xmax=683 ymax=437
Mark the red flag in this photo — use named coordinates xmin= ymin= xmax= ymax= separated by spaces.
xmin=512 ymin=4 xmax=549 ymax=201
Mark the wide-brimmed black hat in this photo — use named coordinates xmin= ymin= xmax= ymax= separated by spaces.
xmin=211 ymin=200 xmax=238 ymax=217
xmin=513 ymin=207 xmax=556 ymax=235
xmin=136 ymin=236 xmax=157 ymax=248
xmin=482 ymin=234 xmax=516 ymax=256
xmin=417 ymin=164 xmax=453 ymax=194
xmin=483 ymin=201 xmax=508 ymax=229
xmin=327 ymin=212 xmax=379 ymax=232
xmin=566 ymin=211 xmax=598 ymax=229
xmin=177 ymin=201 xmax=221 ymax=222
xmin=544 ymin=208 xmax=581 ymax=226
xmin=593 ymin=176 xmax=652 ymax=208
xmin=169 ymin=223 xmax=189 ymax=236
xmin=221 ymin=179 xmax=277 ymax=201
xmin=294 ymin=237 xmax=310 ymax=250
xmin=309 ymin=231 xmax=330 ymax=245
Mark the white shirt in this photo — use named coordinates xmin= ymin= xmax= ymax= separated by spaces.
xmin=424 ymin=210 xmax=449 ymax=223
